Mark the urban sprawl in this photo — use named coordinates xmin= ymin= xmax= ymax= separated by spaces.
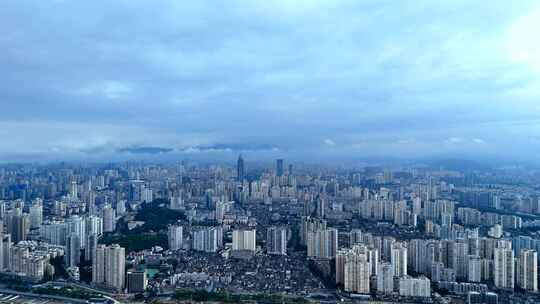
xmin=0 ymin=157 xmax=539 ymax=304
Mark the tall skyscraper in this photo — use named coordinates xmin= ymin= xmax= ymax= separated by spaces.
xmin=10 ymin=212 xmax=28 ymax=243
xmin=93 ymin=244 xmax=106 ymax=284
xmin=85 ymin=233 xmax=98 ymax=262
xmin=168 ymin=224 xmax=183 ymax=251
xmin=237 ymin=154 xmax=245 ymax=182
xmin=494 ymin=241 xmax=515 ymax=289
xmin=215 ymin=200 xmax=232 ymax=222
xmin=518 ymin=249 xmax=537 ymax=292
xmin=93 ymin=244 xmax=125 ymax=291
xmin=468 ymin=255 xmax=482 ymax=283
xmin=66 ymin=233 xmax=81 ymax=267
xmin=382 ymin=236 xmax=396 ymax=261
xmin=192 ymin=226 xmax=222 ymax=253
xmin=70 ymin=180 xmax=78 ymax=201
xmin=349 ymin=229 xmax=363 ymax=247
xmin=40 ymin=221 xmax=68 ymax=246
xmin=266 ymin=226 xmax=287 ymax=255
xmin=116 ymin=200 xmax=126 ymax=216
xmin=300 ymin=216 xmax=326 ymax=246
xmin=0 ymin=202 xmax=6 ymax=220
xmin=232 ymin=229 xmax=256 ymax=252
xmin=455 ymin=239 xmax=469 ymax=280
xmin=141 ymin=185 xmax=153 ymax=203
xmin=0 ymin=232 xmax=3 ymax=271
xmin=424 ymin=241 xmax=441 ymax=275
xmin=336 ymin=249 xmax=347 ymax=285
xmin=29 ymin=200 xmax=43 ymax=229
xmin=85 ymin=215 xmax=103 ymax=237
xmin=11 ymin=245 xmax=29 ymax=273
xmin=102 ymin=204 xmax=116 ymax=233
xmin=316 ymin=196 xmax=325 ymax=219
xmin=87 ymin=191 xmax=97 ymax=215
xmin=391 ymin=242 xmax=408 ymax=277
xmin=307 ymin=228 xmax=338 ymax=259
xmin=106 ymin=244 xmax=126 ymax=291
xmin=344 ymin=245 xmax=371 ymax=294
xmin=276 ymin=159 xmax=284 ymax=177
xmin=1 ymin=234 xmax=11 ymax=271
xmin=442 ymin=239 xmax=457 ymax=271
xmin=367 ymin=246 xmax=379 ymax=276
xmin=377 ymin=262 xmax=394 ymax=294
xmin=408 ymin=239 xmax=424 ymax=274
xmin=68 ymin=215 xmax=86 ymax=249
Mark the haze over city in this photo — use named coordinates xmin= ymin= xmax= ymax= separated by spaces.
xmin=2 ymin=0 xmax=540 ymax=163
xmin=4 ymin=2 xmax=540 ymax=304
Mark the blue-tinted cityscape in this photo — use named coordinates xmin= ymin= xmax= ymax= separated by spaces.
xmin=2 ymin=1 xmax=540 ymax=304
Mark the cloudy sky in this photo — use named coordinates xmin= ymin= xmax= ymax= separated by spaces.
xmin=2 ymin=0 xmax=540 ymax=162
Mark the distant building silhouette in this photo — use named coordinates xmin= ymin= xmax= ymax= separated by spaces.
xmin=237 ymin=154 xmax=245 ymax=181
xmin=276 ymin=159 xmax=284 ymax=176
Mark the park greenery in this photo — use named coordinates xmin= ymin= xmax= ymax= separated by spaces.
xmin=101 ymin=232 xmax=168 ymax=252
xmin=133 ymin=198 xmax=186 ymax=232
xmin=100 ymin=198 xmax=185 ymax=252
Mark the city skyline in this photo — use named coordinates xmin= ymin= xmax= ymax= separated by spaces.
xmin=0 ymin=156 xmax=540 ymax=302
xmin=4 ymin=1 xmax=540 ymax=303
xmin=2 ymin=1 xmax=540 ymax=162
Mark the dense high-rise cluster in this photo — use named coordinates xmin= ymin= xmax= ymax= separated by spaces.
xmin=0 ymin=159 xmax=539 ymax=303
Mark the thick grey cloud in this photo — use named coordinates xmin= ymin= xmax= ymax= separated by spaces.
xmin=1 ymin=0 xmax=540 ymax=162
